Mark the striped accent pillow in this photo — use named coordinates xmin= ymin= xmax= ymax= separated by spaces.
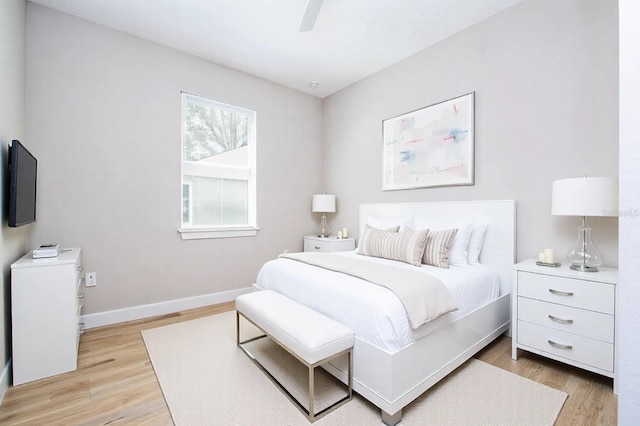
xmin=422 ymin=228 xmax=458 ymax=268
xmin=357 ymin=225 xmax=429 ymax=266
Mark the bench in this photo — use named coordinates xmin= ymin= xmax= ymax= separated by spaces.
xmin=236 ymin=290 xmax=354 ymax=422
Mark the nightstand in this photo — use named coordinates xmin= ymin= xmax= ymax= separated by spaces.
xmin=512 ymin=259 xmax=617 ymax=388
xmin=303 ymin=236 xmax=355 ymax=253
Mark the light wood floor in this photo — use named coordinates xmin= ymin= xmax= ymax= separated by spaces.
xmin=0 ymin=302 xmax=617 ymax=425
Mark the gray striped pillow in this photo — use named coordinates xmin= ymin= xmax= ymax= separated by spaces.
xmin=357 ymin=225 xmax=429 ymax=266
xmin=422 ymin=228 xmax=458 ymax=268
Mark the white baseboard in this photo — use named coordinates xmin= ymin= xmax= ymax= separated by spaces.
xmin=0 ymin=360 xmax=11 ymax=405
xmin=82 ymin=287 xmax=251 ymax=329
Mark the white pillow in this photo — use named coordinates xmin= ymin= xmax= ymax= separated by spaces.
xmin=367 ymin=216 xmax=414 ymax=233
xmin=413 ymin=218 xmax=474 ymax=266
xmin=467 ymin=223 xmax=488 ymax=264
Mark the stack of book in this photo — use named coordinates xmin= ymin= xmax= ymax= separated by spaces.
xmin=32 ymin=244 xmax=60 ymax=259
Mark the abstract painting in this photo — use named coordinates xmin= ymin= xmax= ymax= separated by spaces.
xmin=383 ymin=92 xmax=475 ymax=190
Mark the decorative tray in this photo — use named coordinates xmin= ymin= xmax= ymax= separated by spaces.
xmin=536 ymin=261 xmax=561 ymax=268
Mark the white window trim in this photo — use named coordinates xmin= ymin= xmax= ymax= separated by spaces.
xmin=178 ymin=226 xmax=260 ymax=240
xmin=179 ymin=92 xmax=257 ymax=239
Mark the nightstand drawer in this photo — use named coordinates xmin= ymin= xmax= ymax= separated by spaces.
xmin=518 ymin=297 xmax=614 ymax=343
xmin=517 ymin=321 xmax=613 ymax=372
xmin=303 ymin=237 xmax=355 ymax=253
xmin=518 ymin=272 xmax=614 ymax=314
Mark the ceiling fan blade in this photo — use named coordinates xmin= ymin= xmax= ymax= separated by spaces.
xmin=298 ymin=0 xmax=324 ymax=32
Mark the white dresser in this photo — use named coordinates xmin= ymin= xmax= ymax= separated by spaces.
xmin=512 ymin=259 xmax=617 ymax=387
xmin=303 ymin=236 xmax=355 ymax=253
xmin=11 ymin=248 xmax=84 ymax=385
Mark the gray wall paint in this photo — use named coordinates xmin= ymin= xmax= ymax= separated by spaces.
xmin=618 ymin=0 xmax=640 ymax=422
xmin=0 ymin=0 xmax=27 ymax=375
xmin=25 ymin=3 xmax=323 ymax=315
xmin=322 ymin=0 xmax=619 ymax=266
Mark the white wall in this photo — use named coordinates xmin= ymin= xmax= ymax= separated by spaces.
xmin=25 ymin=3 xmax=323 ymax=315
xmin=0 ymin=0 xmax=27 ymax=394
xmin=617 ymin=0 xmax=640 ymax=422
xmin=322 ymin=0 xmax=619 ymax=266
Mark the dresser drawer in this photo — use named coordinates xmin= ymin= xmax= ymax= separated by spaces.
xmin=304 ymin=239 xmax=329 ymax=252
xmin=517 ymin=321 xmax=613 ymax=372
xmin=303 ymin=237 xmax=355 ymax=253
xmin=517 ymin=272 xmax=614 ymax=314
xmin=517 ymin=297 xmax=614 ymax=343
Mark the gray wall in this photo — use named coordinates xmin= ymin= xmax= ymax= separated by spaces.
xmin=0 ymin=0 xmax=27 ymax=382
xmin=618 ymin=0 xmax=640 ymax=422
xmin=322 ymin=0 xmax=619 ymax=266
xmin=25 ymin=3 xmax=323 ymax=315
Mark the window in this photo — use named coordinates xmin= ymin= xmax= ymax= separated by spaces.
xmin=179 ymin=93 xmax=257 ymax=239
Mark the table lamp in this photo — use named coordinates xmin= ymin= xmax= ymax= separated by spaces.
xmin=551 ymin=177 xmax=618 ymax=272
xmin=312 ymin=194 xmax=335 ymax=238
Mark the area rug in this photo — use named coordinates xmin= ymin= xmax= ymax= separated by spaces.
xmin=142 ymin=311 xmax=567 ymax=425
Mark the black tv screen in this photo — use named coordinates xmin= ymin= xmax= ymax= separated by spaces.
xmin=8 ymin=140 xmax=37 ymax=227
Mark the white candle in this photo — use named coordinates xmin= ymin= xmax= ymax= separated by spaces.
xmin=337 ymin=230 xmax=343 ymax=239
xmin=342 ymin=228 xmax=349 ymax=238
xmin=538 ymin=252 xmax=546 ymax=262
xmin=544 ymin=248 xmax=555 ymax=264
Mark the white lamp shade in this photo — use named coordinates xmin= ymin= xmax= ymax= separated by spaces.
xmin=551 ymin=177 xmax=618 ymax=217
xmin=312 ymin=194 xmax=336 ymax=213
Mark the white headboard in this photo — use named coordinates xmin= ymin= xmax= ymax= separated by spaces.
xmin=359 ymin=200 xmax=516 ymax=296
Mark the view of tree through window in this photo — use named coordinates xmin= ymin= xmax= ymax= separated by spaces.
xmin=181 ymin=93 xmax=256 ymax=229
xmin=183 ymin=99 xmax=249 ymax=160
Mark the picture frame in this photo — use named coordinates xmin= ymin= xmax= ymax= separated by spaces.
xmin=382 ymin=92 xmax=475 ymax=190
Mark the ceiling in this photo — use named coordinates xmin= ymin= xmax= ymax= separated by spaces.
xmin=29 ymin=0 xmax=525 ymax=98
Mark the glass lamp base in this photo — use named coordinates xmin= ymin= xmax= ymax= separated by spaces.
xmin=317 ymin=214 xmax=331 ymax=238
xmin=567 ymin=217 xmax=603 ymax=273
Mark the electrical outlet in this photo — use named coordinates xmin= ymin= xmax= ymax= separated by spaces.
xmin=86 ymin=272 xmax=97 ymax=287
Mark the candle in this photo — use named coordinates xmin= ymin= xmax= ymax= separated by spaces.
xmin=342 ymin=228 xmax=349 ymax=238
xmin=538 ymin=252 xmax=546 ymax=263
xmin=544 ymin=248 xmax=555 ymax=264
xmin=337 ymin=230 xmax=343 ymax=239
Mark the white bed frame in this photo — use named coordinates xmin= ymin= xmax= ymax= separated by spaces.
xmin=321 ymin=200 xmax=516 ymax=425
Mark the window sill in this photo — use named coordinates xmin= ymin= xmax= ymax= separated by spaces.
xmin=178 ymin=227 xmax=260 ymax=240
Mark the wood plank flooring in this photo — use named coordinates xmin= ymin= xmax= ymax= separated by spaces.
xmin=0 ymin=302 xmax=617 ymax=425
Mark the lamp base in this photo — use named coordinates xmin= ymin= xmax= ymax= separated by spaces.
xmin=566 ymin=216 xmax=603 ymax=273
xmin=570 ymin=264 xmax=599 ymax=272
xmin=317 ymin=213 xmax=331 ymax=238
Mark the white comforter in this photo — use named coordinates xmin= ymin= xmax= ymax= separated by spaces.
xmin=256 ymin=251 xmax=500 ymax=353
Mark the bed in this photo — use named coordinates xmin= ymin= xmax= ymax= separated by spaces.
xmin=253 ymin=200 xmax=515 ymax=425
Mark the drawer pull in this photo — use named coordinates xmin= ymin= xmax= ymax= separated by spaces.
xmin=76 ymin=266 xmax=84 ymax=271
xmin=315 ymin=246 xmax=321 ymax=250
xmin=548 ymin=314 xmax=573 ymax=324
xmin=548 ymin=288 xmax=574 ymax=296
xmin=548 ymin=340 xmax=573 ymax=350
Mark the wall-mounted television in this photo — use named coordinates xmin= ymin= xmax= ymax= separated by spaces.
xmin=8 ymin=140 xmax=37 ymax=227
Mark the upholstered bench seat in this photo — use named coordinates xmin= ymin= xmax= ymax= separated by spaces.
xmin=236 ymin=290 xmax=354 ymax=422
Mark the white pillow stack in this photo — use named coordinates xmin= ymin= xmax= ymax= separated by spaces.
xmin=357 ymin=216 xmax=489 ymax=269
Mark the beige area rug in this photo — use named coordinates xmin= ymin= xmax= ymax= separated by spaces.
xmin=142 ymin=311 xmax=567 ymax=425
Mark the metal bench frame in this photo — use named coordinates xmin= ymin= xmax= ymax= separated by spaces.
xmin=236 ymin=311 xmax=353 ymax=422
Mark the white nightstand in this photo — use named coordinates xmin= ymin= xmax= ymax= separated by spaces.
xmin=303 ymin=236 xmax=355 ymax=253
xmin=512 ymin=259 xmax=618 ymax=389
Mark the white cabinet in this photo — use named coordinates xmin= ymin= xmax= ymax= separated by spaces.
xmin=512 ymin=259 xmax=617 ymax=384
xmin=303 ymin=236 xmax=355 ymax=253
xmin=11 ymin=248 xmax=84 ymax=385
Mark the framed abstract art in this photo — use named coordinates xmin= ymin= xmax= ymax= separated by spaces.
xmin=382 ymin=92 xmax=475 ymax=190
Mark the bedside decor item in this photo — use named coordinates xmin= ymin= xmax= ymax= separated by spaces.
xmin=535 ymin=260 xmax=561 ymax=268
xmin=312 ymin=194 xmax=336 ymax=238
xmin=551 ymin=177 xmax=618 ymax=272
xmin=382 ymin=92 xmax=474 ymax=190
